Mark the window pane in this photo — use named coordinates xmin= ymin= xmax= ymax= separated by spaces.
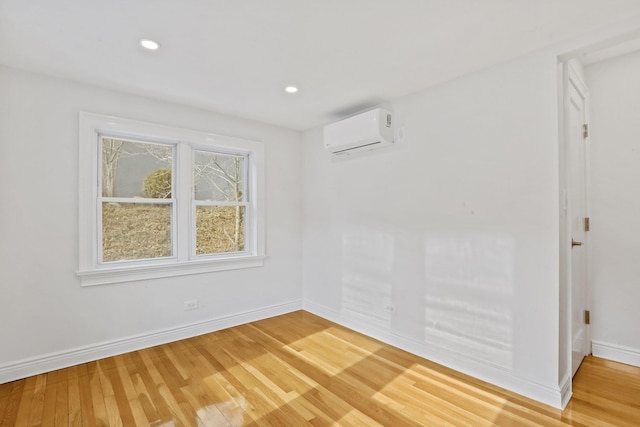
xmin=102 ymin=202 xmax=172 ymax=262
xmin=102 ymin=138 xmax=172 ymax=198
xmin=196 ymin=206 xmax=245 ymax=254
xmin=194 ymin=151 xmax=244 ymax=201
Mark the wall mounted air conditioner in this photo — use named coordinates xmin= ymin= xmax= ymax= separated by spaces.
xmin=324 ymin=108 xmax=393 ymax=155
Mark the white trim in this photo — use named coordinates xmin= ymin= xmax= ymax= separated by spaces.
xmin=302 ymin=300 xmax=564 ymax=409
xmin=78 ymin=112 xmax=266 ymax=286
xmin=557 ymin=60 xmax=573 ymax=398
xmin=176 ymin=141 xmax=192 ymax=263
xmin=592 ymin=341 xmax=640 ymax=368
xmin=559 ymin=373 xmax=573 ymax=409
xmin=0 ymin=300 xmax=302 ymax=385
xmin=567 ymin=63 xmax=589 ymax=98
xmin=564 ymin=64 xmax=592 ymax=379
xmin=77 ymin=255 xmax=267 ymax=286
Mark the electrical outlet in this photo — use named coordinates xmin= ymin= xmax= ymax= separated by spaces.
xmin=384 ymin=304 xmax=395 ymax=313
xmin=184 ymin=299 xmax=198 ymax=311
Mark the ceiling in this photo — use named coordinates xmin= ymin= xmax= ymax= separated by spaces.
xmin=2 ymin=1 xmax=640 ymax=131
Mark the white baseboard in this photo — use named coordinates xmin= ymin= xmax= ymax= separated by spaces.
xmin=303 ymin=300 xmax=564 ymax=409
xmin=559 ymin=373 xmax=572 ymax=410
xmin=592 ymin=341 xmax=640 ymax=368
xmin=0 ymin=300 xmax=302 ymax=384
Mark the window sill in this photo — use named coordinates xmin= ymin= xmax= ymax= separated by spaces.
xmin=77 ymin=255 xmax=267 ymax=286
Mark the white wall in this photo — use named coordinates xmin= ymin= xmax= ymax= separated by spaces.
xmin=302 ymin=52 xmax=563 ymax=406
xmin=0 ymin=66 xmax=303 ymax=379
xmin=585 ymin=50 xmax=640 ymax=365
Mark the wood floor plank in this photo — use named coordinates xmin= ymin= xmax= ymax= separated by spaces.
xmin=40 ymin=370 xmax=58 ymax=427
xmin=125 ymin=352 xmax=162 ymax=424
xmin=99 ymin=357 xmax=131 ymax=427
xmin=0 ymin=383 xmax=11 ymax=426
xmin=66 ymin=365 xmax=83 ymax=427
xmin=89 ymin=362 xmax=110 ymax=427
xmin=52 ymin=367 xmax=69 ymax=427
xmin=135 ymin=349 xmax=188 ymax=425
xmin=113 ymin=354 xmax=150 ymax=427
xmin=191 ymin=342 xmax=256 ymax=423
xmin=2 ymin=311 xmax=640 ymax=426
xmin=12 ymin=376 xmax=36 ymax=427
xmin=0 ymin=380 xmax=25 ymax=427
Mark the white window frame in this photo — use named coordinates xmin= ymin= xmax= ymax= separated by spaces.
xmin=78 ymin=112 xmax=265 ymax=286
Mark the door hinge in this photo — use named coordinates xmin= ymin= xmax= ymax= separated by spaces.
xmin=584 ymin=217 xmax=590 ymax=232
xmin=583 ymin=123 xmax=589 ymax=139
xmin=584 ymin=310 xmax=591 ymax=325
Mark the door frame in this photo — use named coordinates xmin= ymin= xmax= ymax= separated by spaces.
xmin=558 ymin=59 xmax=591 ymax=405
xmin=567 ymin=63 xmax=591 ymax=374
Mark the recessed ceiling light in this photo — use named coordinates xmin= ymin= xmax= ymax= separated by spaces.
xmin=285 ymin=86 xmax=298 ymax=94
xmin=140 ymin=39 xmax=160 ymax=51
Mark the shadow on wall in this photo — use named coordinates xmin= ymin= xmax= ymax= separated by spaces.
xmin=424 ymin=231 xmax=514 ymax=370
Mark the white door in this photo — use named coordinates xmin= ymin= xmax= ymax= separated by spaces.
xmin=567 ymin=69 xmax=589 ymax=377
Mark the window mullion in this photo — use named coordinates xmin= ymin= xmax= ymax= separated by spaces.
xmin=176 ymin=143 xmax=192 ymax=262
xmin=100 ymin=197 xmax=175 ymax=205
xmin=193 ymin=200 xmax=248 ymax=207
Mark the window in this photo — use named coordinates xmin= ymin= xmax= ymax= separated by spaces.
xmin=100 ymin=138 xmax=175 ymax=263
xmin=78 ymin=113 xmax=265 ymax=286
xmin=193 ymin=150 xmax=247 ymax=255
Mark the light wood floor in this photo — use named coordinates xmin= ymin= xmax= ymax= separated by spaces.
xmin=1 ymin=311 xmax=639 ymax=426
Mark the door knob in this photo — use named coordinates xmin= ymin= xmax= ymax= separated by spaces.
xmin=572 ymin=239 xmax=584 ymax=248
